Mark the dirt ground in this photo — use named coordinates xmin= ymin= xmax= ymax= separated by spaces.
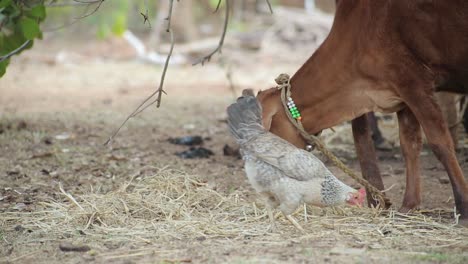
xmin=1 ymin=36 xmax=468 ymax=264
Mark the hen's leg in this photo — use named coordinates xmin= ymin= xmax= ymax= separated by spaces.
xmin=264 ymin=195 xmax=279 ymax=232
xmin=266 ymin=206 xmax=277 ymax=232
xmin=279 ymin=198 xmax=304 ymax=232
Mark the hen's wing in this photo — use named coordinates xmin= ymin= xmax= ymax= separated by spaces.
xmin=242 ymin=133 xmax=332 ymax=182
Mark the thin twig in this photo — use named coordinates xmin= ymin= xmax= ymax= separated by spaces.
xmin=44 ymin=0 xmax=105 ymax=31
xmin=74 ymin=0 xmax=105 ymax=19
xmin=140 ymin=12 xmax=151 ymax=28
xmin=47 ymin=2 xmax=92 ymax=7
xmin=165 ymin=0 xmax=175 ymax=32
xmin=381 ymin=184 xmax=396 ymax=193
xmin=0 ymin=40 xmax=31 ymax=63
xmin=265 ymin=0 xmax=273 ymax=14
xmin=104 ymin=0 xmax=176 ymax=145
xmin=84 ymin=211 xmax=97 ymax=230
xmin=58 ymin=182 xmax=85 ymax=211
xmin=213 ymin=0 xmax=222 ymax=13
xmin=73 ymin=0 xmax=104 ymax=3
xmin=193 ymin=0 xmax=230 ymax=66
xmin=140 ymin=0 xmax=151 ymax=28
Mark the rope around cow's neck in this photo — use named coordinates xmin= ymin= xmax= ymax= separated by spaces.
xmin=275 ymin=73 xmax=389 ymax=207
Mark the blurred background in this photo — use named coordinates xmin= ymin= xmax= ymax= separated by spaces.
xmin=1 ymin=0 xmax=338 ymax=111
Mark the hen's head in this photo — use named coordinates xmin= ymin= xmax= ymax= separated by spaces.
xmin=345 ymin=188 xmax=366 ymax=206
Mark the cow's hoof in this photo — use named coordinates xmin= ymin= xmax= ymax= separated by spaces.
xmin=383 ymin=199 xmax=392 ymax=209
xmin=398 ymin=205 xmax=418 ymax=214
xmin=399 ymin=199 xmax=420 ymax=213
xmin=398 ymin=207 xmax=411 ymax=213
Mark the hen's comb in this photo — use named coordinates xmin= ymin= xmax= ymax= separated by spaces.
xmin=358 ymin=188 xmax=366 ymax=196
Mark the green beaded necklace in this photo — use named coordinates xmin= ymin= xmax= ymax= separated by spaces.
xmin=275 ymin=73 xmax=302 ymax=121
xmin=286 ymin=96 xmax=302 ymax=121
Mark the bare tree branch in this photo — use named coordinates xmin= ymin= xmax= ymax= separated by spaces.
xmin=132 ymin=30 xmax=174 ymax=114
xmin=44 ymin=0 xmax=105 ymax=31
xmin=45 ymin=1 xmax=104 ymax=8
xmin=74 ymin=0 xmax=105 ymax=19
xmin=104 ymin=0 xmax=272 ymax=144
xmin=72 ymin=0 xmax=103 ymax=4
xmin=213 ymin=0 xmax=222 ymax=13
xmin=140 ymin=0 xmax=153 ymax=29
xmin=193 ymin=0 xmax=230 ymax=66
xmin=165 ymin=0 xmax=175 ymax=32
xmin=140 ymin=11 xmax=151 ymax=28
xmin=104 ymin=0 xmax=176 ymax=146
xmin=0 ymin=40 xmax=31 ymax=63
xmin=47 ymin=2 xmax=91 ymax=7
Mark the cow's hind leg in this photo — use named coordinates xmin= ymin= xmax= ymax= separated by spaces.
xmin=405 ymin=94 xmax=468 ymax=221
xmin=352 ymin=115 xmax=390 ymax=208
xmin=397 ymin=107 xmax=423 ymax=212
xmin=435 ymin=92 xmax=459 ymax=149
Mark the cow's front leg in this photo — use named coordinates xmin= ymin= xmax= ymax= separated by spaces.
xmin=397 ymin=107 xmax=423 ymax=212
xmin=352 ymin=114 xmax=390 ymax=208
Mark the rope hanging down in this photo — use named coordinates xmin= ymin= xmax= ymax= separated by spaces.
xmin=275 ymin=73 xmax=390 ymax=207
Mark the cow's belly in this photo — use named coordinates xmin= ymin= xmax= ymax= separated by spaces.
xmin=365 ymin=89 xmax=405 ymax=113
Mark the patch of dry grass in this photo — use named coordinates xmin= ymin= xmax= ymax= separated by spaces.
xmin=2 ymin=166 xmax=467 ymax=262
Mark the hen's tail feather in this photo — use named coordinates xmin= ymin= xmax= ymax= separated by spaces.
xmin=227 ymin=93 xmax=265 ymax=143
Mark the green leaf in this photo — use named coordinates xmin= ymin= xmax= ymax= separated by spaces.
xmin=27 ymin=5 xmax=46 ymax=20
xmin=111 ymin=13 xmax=126 ymax=36
xmin=97 ymin=23 xmax=110 ymax=39
xmin=19 ymin=17 xmax=40 ymax=40
xmin=0 ymin=58 xmax=9 ymax=77
xmin=0 ymin=0 xmax=11 ymax=9
xmin=0 ymin=1 xmax=45 ymax=78
xmin=2 ymin=33 xmax=26 ymax=53
xmin=8 ymin=4 xmax=21 ymax=18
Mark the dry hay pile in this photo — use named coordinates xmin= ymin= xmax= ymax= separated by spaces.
xmin=2 ymin=167 xmax=468 ymax=261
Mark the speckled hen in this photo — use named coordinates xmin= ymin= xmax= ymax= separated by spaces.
xmin=227 ymin=91 xmax=366 ymax=231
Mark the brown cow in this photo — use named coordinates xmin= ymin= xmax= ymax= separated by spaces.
xmin=256 ymin=0 xmax=468 ymax=223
